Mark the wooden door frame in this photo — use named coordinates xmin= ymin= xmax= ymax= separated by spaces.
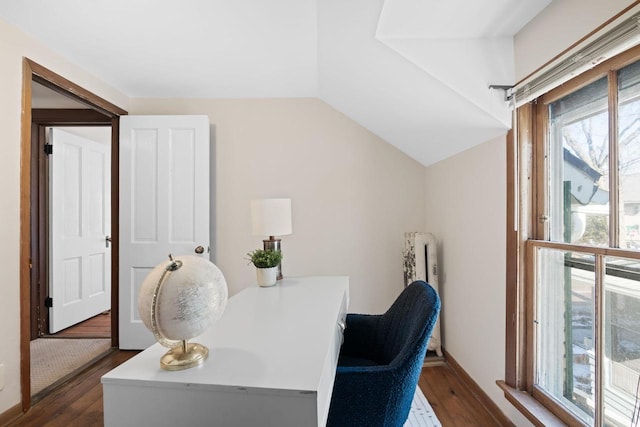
xmin=20 ymin=58 xmax=127 ymax=412
xmin=30 ymin=111 xmax=113 ymax=340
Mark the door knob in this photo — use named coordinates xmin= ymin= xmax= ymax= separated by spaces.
xmin=194 ymin=246 xmax=205 ymax=254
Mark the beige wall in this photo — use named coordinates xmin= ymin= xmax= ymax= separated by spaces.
xmin=425 ymin=1 xmax=640 ymax=425
xmin=0 ymin=19 xmax=129 ymax=414
xmin=3 ymin=0 xmax=632 ymax=419
xmin=0 ymin=15 xmax=425 ymax=414
xmin=424 ymin=136 xmax=531 ymax=426
xmin=515 ymin=0 xmax=636 ymax=80
xmin=130 ymin=98 xmax=426 ymax=313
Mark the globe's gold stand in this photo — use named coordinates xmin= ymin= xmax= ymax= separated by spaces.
xmin=160 ymin=340 xmax=209 ymax=371
xmin=151 ymin=255 xmax=210 ymax=371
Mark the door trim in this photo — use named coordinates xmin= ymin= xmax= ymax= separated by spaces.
xmin=20 ymin=58 xmax=127 ymax=412
xmin=30 ymin=111 xmax=113 ymax=339
xmin=30 ymin=116 xmax=111 ymax=338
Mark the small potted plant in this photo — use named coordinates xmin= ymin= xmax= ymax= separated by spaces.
xmin=246 ymin=249 xmax=283 ymax=287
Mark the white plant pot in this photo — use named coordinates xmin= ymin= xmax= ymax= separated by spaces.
xmin=256 ymin=266 xmax=278 ymax=287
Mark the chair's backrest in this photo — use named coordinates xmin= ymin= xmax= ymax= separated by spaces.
xmin=375 ymin=280 xmax=440 ymax=366
xmin=327 ymin=281 xmax=441 ymax=427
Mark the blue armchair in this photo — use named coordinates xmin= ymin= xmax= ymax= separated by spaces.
xmin=326 ymin=280 xmax=441 ymax=427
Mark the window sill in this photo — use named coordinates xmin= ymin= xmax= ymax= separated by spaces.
xmin=496 ymin=380 xmax=567 ymax=427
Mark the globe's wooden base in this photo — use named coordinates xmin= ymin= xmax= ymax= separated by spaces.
xmin=160 ymin=342 xmax=209 ymax=371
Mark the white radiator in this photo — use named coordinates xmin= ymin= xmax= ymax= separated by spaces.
xmin=403 ymin=232 xmax=442 ymax=357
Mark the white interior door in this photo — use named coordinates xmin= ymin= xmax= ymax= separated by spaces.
xmin=49 ymin=128 xmax=111 ymax=333
xmin=119 ymin=115 xmax=210 ymax=350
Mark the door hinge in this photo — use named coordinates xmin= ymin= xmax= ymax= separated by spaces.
xmin=44 ymin=144 xmax=53 ymax=155
xmin=44 ymin=297 xmax=53 ymax=308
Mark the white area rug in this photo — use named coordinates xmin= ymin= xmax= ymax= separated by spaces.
xmin=31 ymin=338 xmax=111 ymax=395
xmin=405 ymin=386 xmax=442 ymax=427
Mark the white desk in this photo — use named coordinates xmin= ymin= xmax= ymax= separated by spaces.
xmin=102 ymin=276 xmax=349 ymax=427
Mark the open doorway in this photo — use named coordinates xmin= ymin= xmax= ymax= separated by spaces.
xmin=30 ymin=104 xmax=113 ymax=396
xmin=20 ymin=59 xmax=127 ymax=412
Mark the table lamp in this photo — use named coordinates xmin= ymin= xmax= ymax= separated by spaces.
xmin=251 ymin=198 xmax=292 ymax=280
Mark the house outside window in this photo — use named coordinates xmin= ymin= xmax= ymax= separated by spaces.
xmin=508 ymin=45 xmax=640 ymax=426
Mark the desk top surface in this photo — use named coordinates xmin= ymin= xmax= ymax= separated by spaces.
xmin=102 ymin=276 xmax=349 ymax=394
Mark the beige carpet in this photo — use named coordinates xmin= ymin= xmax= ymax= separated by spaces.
xmin=31 ymin=338 xmax=111 ymax=395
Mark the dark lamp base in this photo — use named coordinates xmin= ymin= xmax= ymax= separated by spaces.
xmin=263 ymin=237 xmax=283 ymax=280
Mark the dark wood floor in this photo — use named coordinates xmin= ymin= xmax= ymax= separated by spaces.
xmin=421 ymin=364 xmax=501 ymax=426
xmin=46 ymin=311 xmax=111 ymax=339
xmin=6 ymin=351 xmax=501 ymax=427
xmin=7 ymin=350 xmax=136 ymax=427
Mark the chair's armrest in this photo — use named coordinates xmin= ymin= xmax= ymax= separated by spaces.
xmin=332 ymin=364 xmax=397 ymax=402
xmin=340 ymin=313 xmax=381 ymax=358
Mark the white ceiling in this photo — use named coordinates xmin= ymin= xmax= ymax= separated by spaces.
xmin=0 ymin=0 xmax=551 ymax=166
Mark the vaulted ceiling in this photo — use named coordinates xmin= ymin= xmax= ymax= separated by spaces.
xmin=0 ymin=0 xmax=551 ymax=166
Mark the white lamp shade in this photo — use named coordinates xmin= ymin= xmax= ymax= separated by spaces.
xmin=251 ymin=198 xmax=292 ymax=237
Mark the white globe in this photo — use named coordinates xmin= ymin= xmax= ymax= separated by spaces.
xmin=138 ymin=255 xmax=228 ymax=346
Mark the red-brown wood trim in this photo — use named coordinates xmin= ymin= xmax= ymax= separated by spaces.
xmin=31 ymin=109 xmax=112 ymax=125
xmin=36 ymin=126 xmax=48 ymax=339
xmin=533 ymin=100 xmax=548 ymax=241
xmin=507 ymin=19 xmax=640 ymax=424
xmin=531 ymin=385 xmax=590 ymax=426
xmin=497 ymin=381 xmax=567 ymax=427
xmin=29 ymin=124 xmax=49 ymax=340
xmin=110 ymin=116 xmax=120 ymax=348
xmin=443 ymin=348 xmax=516 ymax=427
xmin=505 ymin=128 xmax=518 ymax=387
xmin=506 ymin=103 xmax=535 ymax=391
xmin=20 ymin=57 xmax=127 ymax=413
xmin=31 ymin=111 xmax=114 ymax=338
xmin=518 ymin=104 xmax=535 ymax=391
xmin=29 ymin=123 xmax=39 ymax=340
xmin=27 ymin=59 xmax=127 ymax=117
xmin=20 ymin=58 xmax=34 ymax=413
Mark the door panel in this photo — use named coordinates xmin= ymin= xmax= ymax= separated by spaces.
xmin=49 ymin=128 xmax=111 ymax=333
xmin=119 ymin=115 xmax=210 ymax=350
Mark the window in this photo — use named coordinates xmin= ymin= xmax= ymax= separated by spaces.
xmin=508 ymin=45 xmax=640 ymax=426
